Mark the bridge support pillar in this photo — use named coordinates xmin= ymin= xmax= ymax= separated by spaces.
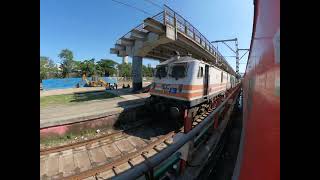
xmin=132 ymin=56 xmax=143 ymax=91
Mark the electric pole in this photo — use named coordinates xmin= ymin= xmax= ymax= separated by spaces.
xmin=235 ymin=39 xmax=239 ymax=75
xmin=211 ymin=38 xmax=249 ymax=78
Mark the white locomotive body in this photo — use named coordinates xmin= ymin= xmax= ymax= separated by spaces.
xmin=149 ymin=56 xmax=238 ymax=109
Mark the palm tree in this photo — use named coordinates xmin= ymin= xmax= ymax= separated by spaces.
xmin=96 ymin=59 xmax=118 ymax=77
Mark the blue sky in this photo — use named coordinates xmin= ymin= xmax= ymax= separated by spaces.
xmin=40 ymin=0 xmax=253 ymax=72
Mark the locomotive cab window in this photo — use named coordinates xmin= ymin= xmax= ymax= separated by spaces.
xmin=197 ymin=66 xmax=203 ymax=78
xmin=155 ymin=65 xmax=168 ymax=79
xmin=170 ymin=63 xmax=187 ymax=79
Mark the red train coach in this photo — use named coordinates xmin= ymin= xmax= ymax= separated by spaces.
xmin=232 ymin=0 xmax=280 ymax=179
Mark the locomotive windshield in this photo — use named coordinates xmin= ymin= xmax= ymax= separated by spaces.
xmin=155 ymin=65 xmax=168 ymax=78
xmin=170 ymin=63 xmax=187 ymax=79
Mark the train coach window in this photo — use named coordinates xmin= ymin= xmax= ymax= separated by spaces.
xmin=170 ymin=63 xmax=187 ymax=79
xmin=197 ymin=66 xmax=203 ymax=78
xmin=155 ymin=65 xmax=168 ymax=79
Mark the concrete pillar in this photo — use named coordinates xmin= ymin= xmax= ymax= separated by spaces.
xmin=132 ymin=56 xmax=142 ymax=91
xmin=122 ymin=56 xmax=128 ymax=64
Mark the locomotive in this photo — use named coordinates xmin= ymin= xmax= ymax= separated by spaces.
xmin=148 ymin=55 xmax=239 ymax=118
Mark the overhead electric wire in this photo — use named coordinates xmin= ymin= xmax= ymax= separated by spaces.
xmin=143 ymin=0 xmax=163 ymax=9
xmin=110 ymin=0 xmax=153 ymax=15
xmin=239 ymin=50 xmax=249 ymax=60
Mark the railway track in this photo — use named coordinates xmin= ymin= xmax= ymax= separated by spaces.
xmin=40 ymin=90 xmax=236 ymax=180
xmin=40 ymin=119 xmax=152 ymax=156
xmin=40 ymin=117 xmax=182 ymax=180
xmin=40 ymin=111 xmax=213 ymax=180
xmin=69 ymin=130 xmax=178 ymax=180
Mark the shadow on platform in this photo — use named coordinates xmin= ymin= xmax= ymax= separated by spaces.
xmin=70 ymin=91 xmax=118 ymax=103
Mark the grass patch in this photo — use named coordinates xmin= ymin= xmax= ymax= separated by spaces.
xmin=40 ymin=91 xmax=118 ymax=107
xmin=40 ymin=129 xmax=98 ymax=148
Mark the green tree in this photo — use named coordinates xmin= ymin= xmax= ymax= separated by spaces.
xmin=40 ymin=56 xmax=48 ymax=80
xmin=58 ymin=49 xmax=74 ymax=78
xmin=117 ymin=63 xmax=132 ymax=77
xmin=96 ymin=59 xmax=118 ymax=77
xmin=40 ymin=56 xmax=60 ymax=80
xmin=72 ymin=60 xmax=83 ymax=77
xmin=78 ymin=58 xmax=97 ymax=77
xmin=142 ymin=64 xmax=154 ymax=77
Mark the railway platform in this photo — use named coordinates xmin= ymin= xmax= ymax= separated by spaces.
xmin=40 ymin=88 xmax=150 ymax=129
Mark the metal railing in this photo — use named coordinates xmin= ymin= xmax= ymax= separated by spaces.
xmin=116 ymin=5 xmax=234 ymax=74
xmin=162 ymin=5 xmax=233 ymax=72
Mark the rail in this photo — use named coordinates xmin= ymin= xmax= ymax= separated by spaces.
xmin=116 ymin=5 xmax=234 ymax=74
xmin=112 ymin=84 xmax=241 ymax=180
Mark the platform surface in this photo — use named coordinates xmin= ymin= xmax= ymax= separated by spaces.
xmin=40 ymin=88 xmax=150 ymax=128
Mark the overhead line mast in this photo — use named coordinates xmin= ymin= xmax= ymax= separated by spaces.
xmin=211 ymin=38 xmax=249 ymax=77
